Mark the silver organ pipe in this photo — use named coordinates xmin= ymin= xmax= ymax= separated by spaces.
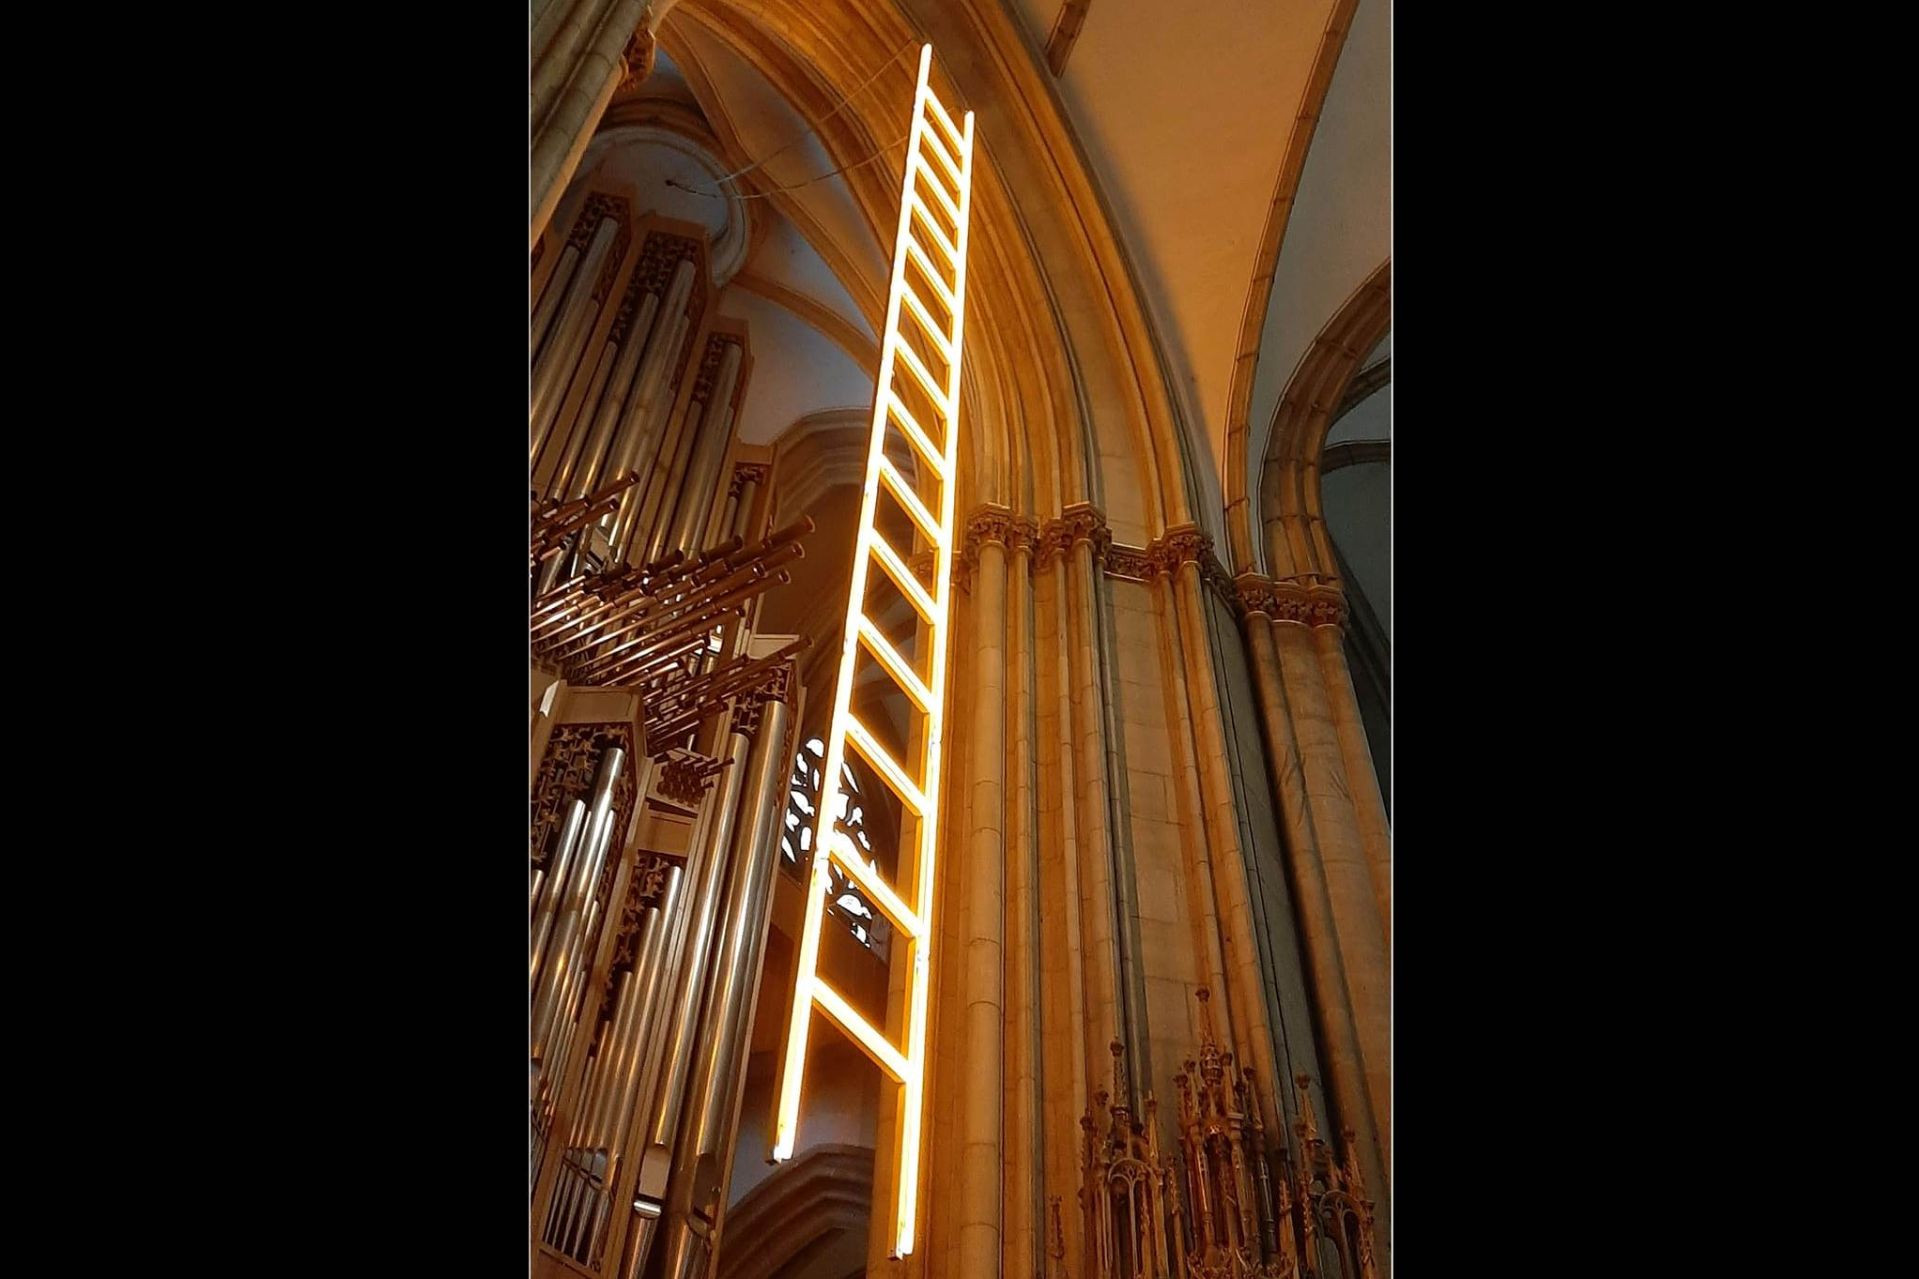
xmin=532 ymin=747 xmax=623 ymax=1064
xmin=653 ymin=686 xmax=791 ymax=1279
xmin=531 ymin=210 xmax=806 ymax=1277
xmin=531 ymin=800 xmax=587 ymax=980
xmin=531 ymin=214 xmax=621 ymax=463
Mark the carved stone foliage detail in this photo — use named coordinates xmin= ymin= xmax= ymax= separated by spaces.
xmin=908 ymin=547 xmax=937 ymax=590
xmin=531 ymin=722 xmax=638 ymax=876
xmin=1105 ymin=544 xmax=1155 ymax=582
xmin=1039 ymin=503 xmax=1112 ymax=567
xmin=954 ymin=506 xmax=1037 ymax=592
xmin=1232 ymin=574 xmax=1347 ymax=629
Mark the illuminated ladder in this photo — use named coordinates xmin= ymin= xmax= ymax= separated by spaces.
xmin=771 ymin=43 xmax=973 ymax=1260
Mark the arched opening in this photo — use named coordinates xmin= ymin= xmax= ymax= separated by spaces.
xmin=1319 ymin=330 xmax=1389 ymax=809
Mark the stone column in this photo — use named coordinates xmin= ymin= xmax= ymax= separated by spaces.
xmin=1054 ymin=509 xmax=1132 ymax=1096
xmin=1151 ymin=557 xmax=1239 ymax=1068
xmin=1003 ymin=523 xmax=1041 ymax=1277
xmin=1158 ymin=529 xmax=1284 ymax=1134
xmin=1257 ymin=578 xmax=1390 ymax=1195
xmin=531 ymin=1 xmax=664 ymax=249
xmin=1235 ymin=576 xmax=1386 ymax=1214
xmin=1315 ymin=625 xmax=1391 ymax=935
xmin=957 ymin=518 xmax=1008 ymax=1277
xmin=1035 ymin=533 xmax=1089 ymax=1279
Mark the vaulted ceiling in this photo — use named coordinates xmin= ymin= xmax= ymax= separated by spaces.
xmin=1004 ymin=0 xmax=1390 ymax=533
xmin=586 ymin=0 xmax=1387 ymax=586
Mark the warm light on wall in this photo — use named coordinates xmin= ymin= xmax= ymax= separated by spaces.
xmin=770 ymin=42 xmax=974 ymax=1260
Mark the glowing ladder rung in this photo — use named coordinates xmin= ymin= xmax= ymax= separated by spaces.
xmin=858 ymin=614 xmax=934 ymax=713
xmin=923 ymin=91 xmax=964 ymax=151
xmin=892 ymin=337 xmax=953 ymax=418
xmin=844 ymin=715 xmax=927 ymax=815
xmin=869 ymin=533 xmax=938 ymax=622
xmin=898 ymin=286 xmax=955 ymax=362
xmin=876 ymin=458 xmax=940 ymax=543
xmin=912 ymin=155 xmax=962 ymax=225
xmin=886 ymin=391 xmax=946 ymax=476
xmin=921 ymin=126 xmax=963 ymax=189
xmin=908 ymin=196 xmax=960 ymax=266
xmin=905 ymin=240 xmax=958 ymax=312
xmin=813 ymin=976 xmax=910 ymax=1079
xmin=827 ymin=830 xmax=923 ymax=937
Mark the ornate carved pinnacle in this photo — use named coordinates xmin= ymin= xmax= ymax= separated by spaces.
xmin=1292 ymin=1074 xmax=1321 ymax=1147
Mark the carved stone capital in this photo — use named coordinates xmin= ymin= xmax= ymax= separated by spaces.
xmin=1268 ymin=579 xmax=1347 ymax=629
xmin=1234 ymin=573 xmax=1279 ymax=617
xmin=957 ymin=505 xmax=1037 ymax=591
xmin=1103 ymin=543 xmax=1154 ymax=581
xmin=962 ymin=504 xmax=1025 ymax=553
xmin=1038 ymin=502 xmax=1111 ymax=567
xmin=1151 ymin=523 xmax=1214 ymax=571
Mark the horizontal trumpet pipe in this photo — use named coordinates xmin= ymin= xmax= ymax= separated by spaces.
xmin=541 ymin=543 xmax=804 ymax=659
xmin=588 ymin=645 xmax=717 ymax=703
xmin=568 ymin=584 xmax=774 ymax=680
xmin=641 ymin=639 xmax=809 ymax=718
xmin=572 ymin=592 xmax=767 ymax=685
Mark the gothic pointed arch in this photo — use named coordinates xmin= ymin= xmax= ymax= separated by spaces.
xmin=715 ymin=1144 xmax=875 ymax=1279
xmin=1257 ymin=259 xmax=1391 ymax=589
